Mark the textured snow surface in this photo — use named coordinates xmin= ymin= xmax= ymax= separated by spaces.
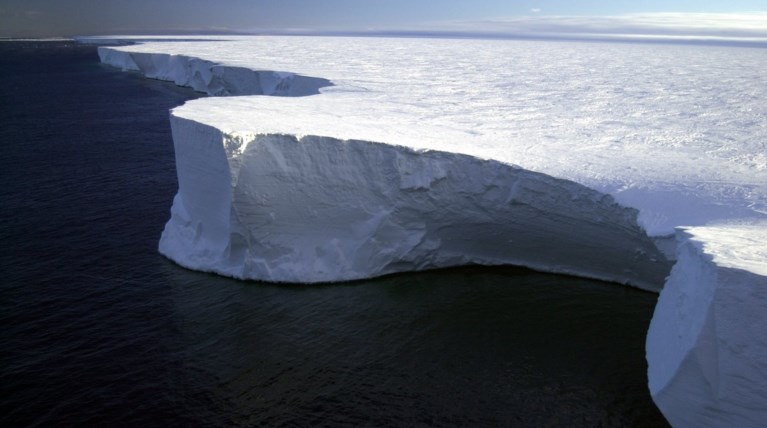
xmin=647 ymin=222 xmax=767 ymax=427
xmin=97 ymin=36 xmax=767 ymax=237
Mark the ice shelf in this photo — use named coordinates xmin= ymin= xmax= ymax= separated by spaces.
xmin=94 ymin=35 xmax=767 ymax=427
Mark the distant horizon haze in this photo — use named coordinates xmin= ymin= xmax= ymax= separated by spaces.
xmin=1 ymin=0 xmax=765 ymax=42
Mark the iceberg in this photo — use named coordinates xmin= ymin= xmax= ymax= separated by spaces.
xmin=93 ymin=35 xmax=767 ymax=426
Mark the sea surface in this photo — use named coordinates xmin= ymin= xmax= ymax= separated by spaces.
xmin=0 ymin=41 xmax=668 ymax=427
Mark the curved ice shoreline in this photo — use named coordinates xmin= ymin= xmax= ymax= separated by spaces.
xmin=162 ymin=116 xmax=670 ymax=290
xmin=98 ymin=45 xmax=670 ymax=290
xmin=97 ymin=40 xmax=767 ymax=426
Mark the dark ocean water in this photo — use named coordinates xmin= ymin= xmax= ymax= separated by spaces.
xmin=0 ymin=41 xmax=668 ymax=427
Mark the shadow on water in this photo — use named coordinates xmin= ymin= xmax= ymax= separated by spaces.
xmin=0 ymin=41 xmax=668 ymax=427
xmin=162 ymin=263 xmax=667 ymax=427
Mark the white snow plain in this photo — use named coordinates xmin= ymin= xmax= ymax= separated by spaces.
xmin=94 ymin=35 xmax=767 ymax=426
xmin=96 ymin=36 xmax=767 ymax=237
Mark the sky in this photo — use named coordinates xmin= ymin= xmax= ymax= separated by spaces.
xmin=0 ymin=0 xmax=765 ymax=40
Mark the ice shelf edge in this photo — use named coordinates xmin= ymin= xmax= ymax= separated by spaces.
xmin=96 ymin=41 xmax=767 ymax=427
xmin=98 ymin=46 xmax=332 ymax=96
xmin=159 ymin=115 xmax=671 ymax=290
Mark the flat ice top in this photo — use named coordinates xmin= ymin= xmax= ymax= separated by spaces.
xmin=680 ymin=222 xmax=767 ymax=276
xmin=110 ymin=36 xmax=767 ymax=236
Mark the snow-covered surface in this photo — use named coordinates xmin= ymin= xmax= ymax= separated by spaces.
xmin=647 ymin=222 xmax=767 ymax=427
xmin=95 ymin=35 xmax=767 ymax=237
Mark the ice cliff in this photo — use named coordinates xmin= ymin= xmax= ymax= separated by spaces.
xmin=98 ymin=44 xmax=670 ymax=290
xmin=647 ymin=223 xmax=767 ymax=427
xmin=97 ymin=47 xmax=331 ymax=96
xmin=160 ymin=115 xmax=669 ymax=290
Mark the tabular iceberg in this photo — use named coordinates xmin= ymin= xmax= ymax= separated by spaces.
xmin=93 ymin=35 xmax=767 ymax=426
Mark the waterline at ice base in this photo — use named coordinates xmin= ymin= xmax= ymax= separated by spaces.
xmin=94 ymin=35 xmax=767 ymax=427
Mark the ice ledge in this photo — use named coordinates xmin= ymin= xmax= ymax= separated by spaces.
xmin=159 ymin=115 xmax=671 ymax=291
xmin=97 ymin=46 xmax=332 ymax=96
xmin=647 ymin=223 xmax=767 ymax=427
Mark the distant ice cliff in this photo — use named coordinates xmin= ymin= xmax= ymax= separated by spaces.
xmin=98 ymin=47 xmax=331 ymax=96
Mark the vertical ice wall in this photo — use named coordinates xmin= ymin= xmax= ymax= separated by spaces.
xmin=159 ymin=115 xmax=671 ymax=290
xmin=647 ymin=224 xmax=767 ymax=427
xmin=97 ymin=47 xmax=331 ymax=96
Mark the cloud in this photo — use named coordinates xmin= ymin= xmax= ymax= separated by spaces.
xmin=430 ymin=12 xmax=767 ymax=41
xmin=530 ymin=9 xmax=541 ymax=13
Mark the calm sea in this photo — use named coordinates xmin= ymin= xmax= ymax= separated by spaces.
xmin=0 ymin=41 xmax=668 ymax=427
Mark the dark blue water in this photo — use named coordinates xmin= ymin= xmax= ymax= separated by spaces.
xmin=0 ymin=41 xmax=668 ymax=427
